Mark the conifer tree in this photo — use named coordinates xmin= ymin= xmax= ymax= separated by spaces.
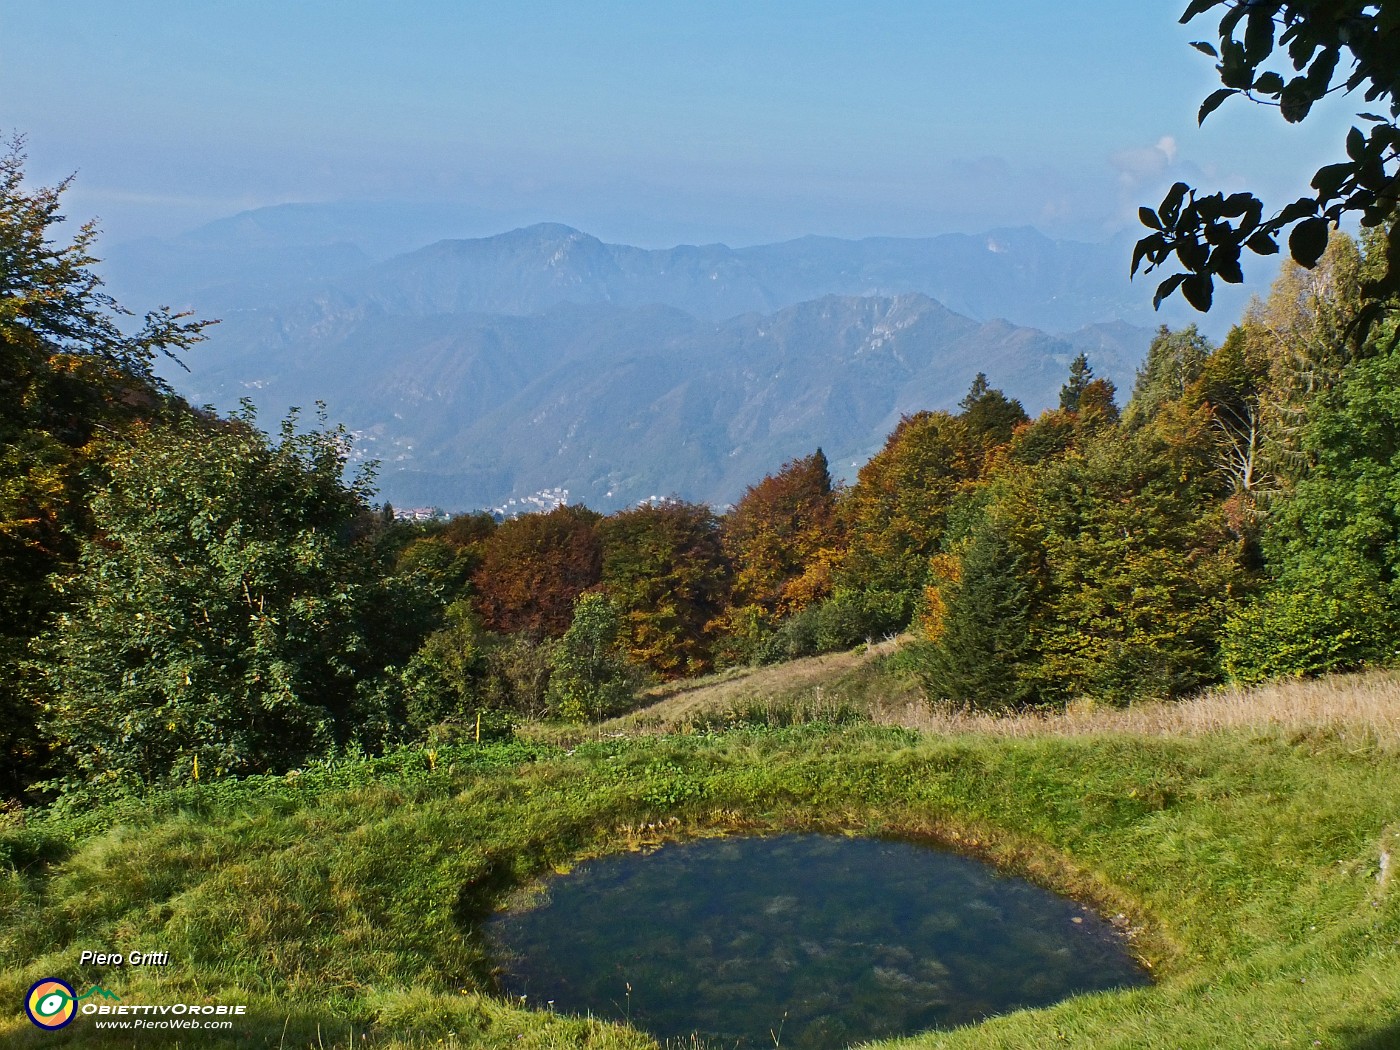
xmin=916 ymin=523 xmax=1038 ymax=712
xmin=1059 ymin=353 xmax=1095 ymax=412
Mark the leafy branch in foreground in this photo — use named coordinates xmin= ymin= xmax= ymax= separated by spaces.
xmin=1134 ymin=2 xmax=1400 ymax=326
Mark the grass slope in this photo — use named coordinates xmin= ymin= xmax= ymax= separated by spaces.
xmin=2 ymin=678 xmax=1398 ymax=1049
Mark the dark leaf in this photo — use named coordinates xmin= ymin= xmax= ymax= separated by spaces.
xmin=1131 ymin=236 xmax=1154 ymax=276
xmin=1161 ymin=182 xmax=1191 ymax=226
xmin=1311 ymin=161 xmax=1354 ymax=199
xmin=1181 ymin=0 xmax=1218 ymax=23
xmin=1190 ymin=40 xmax=1219 ymax=57
xmin=1139 ymin=206 xmax=1163 ymax=231
xmin=1178 ymin=238 xmax=1210 ymax=271
xmin=1212 ymin=246 xmax=1244 ymax=284
xmin=1278 ymin=197 xmax=1320 ymax=223
xmin=1280 ymin=77 xmax=1315 ymax=122
xmin=1182 ymin=272 xmax=1214 ymax=312
xmin=1347 ymin=126 xmax=1367 ymax=161
xmin=1198 ymin=88 xmax=1236 ymax=124
xmin=1246 ymin=230 xmax=1280 ymax=255
xmin=1219 ymin=41 xmax=1253 ymax=89
xmin=1289 ymin=216 xmax=1330 ymax=268
xmin=1305 ymin=46 xmax=1338 ymax=93
xmin=1253 ymin=71 xmax=1285 ymax=94
xmin=1359 ymin=112 xmax=1388 ymax=122
xmin=1220 ymin=191 xmax=1257 ymax=218
xmin=1244 ymin=7 xmax=1274 ymax=61
xmin=1153 ymin=273 xmax=1187 ymax=310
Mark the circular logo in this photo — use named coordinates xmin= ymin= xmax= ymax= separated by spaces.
xmin=25 ymin=978 xmax=77 ymax=1029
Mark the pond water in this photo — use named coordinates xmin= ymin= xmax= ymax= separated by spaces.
xmin=485 ymin=834 xmax=1149 ymax=1050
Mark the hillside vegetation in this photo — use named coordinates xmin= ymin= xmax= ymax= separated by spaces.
xmin=2 ymin=665 xmax=1398 ymax=1049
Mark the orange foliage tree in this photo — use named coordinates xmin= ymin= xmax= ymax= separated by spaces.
xmin=722 ymin=449 xmax=840 ymax=623
xmin=471 ymin=505 xmax=601 ymax=637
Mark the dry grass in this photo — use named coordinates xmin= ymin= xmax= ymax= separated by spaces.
xmin=598 ymin=640 xmax=904 ymax=733
xmin=876 ymin=667 xmax=1400 ymax=749
xmin=534 ymin=637 xmax=1400 ymax=755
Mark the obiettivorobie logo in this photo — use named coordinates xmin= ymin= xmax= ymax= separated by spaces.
xmin=24 ymin=978 xmax=120 ymax=1029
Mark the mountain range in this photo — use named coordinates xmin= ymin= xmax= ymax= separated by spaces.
xmin=99 ymin=209 xmax=1268 ymax=512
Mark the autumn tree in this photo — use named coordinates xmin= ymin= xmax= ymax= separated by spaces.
xmin=598 ymin=500 xmax=730 ymax=677
xmin=922 ymin=409 xmax=1244 ymax=708
xmin=722 ymin=449 xmax=840 ymax=621
xmin=472 ymin=505 xmax=602 ymax=637
xmin=838 ymin=410 xmax=981 ymax=600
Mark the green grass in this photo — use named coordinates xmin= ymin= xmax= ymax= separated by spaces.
xmin=2 ymin=717 xmax=1398 ymax=1048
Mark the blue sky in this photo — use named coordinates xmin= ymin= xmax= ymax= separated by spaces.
xmin=0 ymin=0 xmax=1359 ymax=251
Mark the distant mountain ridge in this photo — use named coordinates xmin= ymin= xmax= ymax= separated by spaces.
xmin=183 ymin=289 xmax=1150 ymax=512
xmin=322 ymin=222 xmax=1172 ymax=333
xmin=106 ymin=206 xmax=1262 ymax=334
xmin=101 ymin=209 xmax=1234 ymax=512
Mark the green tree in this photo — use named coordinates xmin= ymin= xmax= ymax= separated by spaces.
xmin=1058 ymin=353 xmax=1095 ymax=413
xmin=959 ymin=372 xmax=1029 ymax=447
xmin=0 ymin=140 xmax=209 ymax=797
xmin=1124 ymin=325 xmax=1215 ymax=428
xmin=547 ymin=593 xmax=638 ymax=721
xmin=42 ymin=406 xmax=423 ymax=792
xmin=912 ymin=522 xmax=1039 ymax=712
xmin=1223 ymin=325 xmax=1400 ymax=679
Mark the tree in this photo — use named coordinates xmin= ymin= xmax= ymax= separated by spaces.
xmin=959 ymin=372 xmax=1029 ymax=447
xmin=837 ymin=407 xmax=988 ymax=601
xmin=913 ymin=522 xmax=1039 ymax=712
xmin=1124 ymin=325 xmax=1215 ymax=428
xmin=0 ymin=139 xmax=210 ymax=797
xmin=1135 ymin=2 xmax=1400 ymax=323
xmin=598 ymin=501 xmax=730 ymax=677
xmin=471 ymin=505 xmax=602 ymax=637
xmin=936 ymin=419 xmax=1245 ymax=708
xmin=1059 ymin=353 xmax=1095 ymax=412
xmin=547 ymin=593 xmax=638 ymax=721
xmin=42 ymin=407 xmax=426 ymax=792
xmin=1223 ymin=323 xmax=1400 ymax=680
xmin=722 ymin=449 xmax=840 ymax=620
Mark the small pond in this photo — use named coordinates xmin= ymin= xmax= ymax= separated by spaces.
xmin=486 ymin=833 xmax=1149 ymax=1050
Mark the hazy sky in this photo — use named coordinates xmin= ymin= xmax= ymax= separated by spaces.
xmin=1 ymin=1 xmax=1360 ymax=251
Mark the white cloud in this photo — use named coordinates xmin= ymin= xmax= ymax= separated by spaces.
xmin=1110 ymin=135 xmax=1179 ymax=187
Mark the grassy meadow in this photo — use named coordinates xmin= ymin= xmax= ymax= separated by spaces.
xmin=3 ymin=660 xmax=1399 ymax=1049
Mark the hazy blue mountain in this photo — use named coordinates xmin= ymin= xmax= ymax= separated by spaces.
xmin=107 ymin=207 xmax=1263 ymax=335
xmin=176 ymin=292 xmax=1152 ymax=513
xmin=341 ymin=222 xmax=1226 ymax=333
xmin=122 ymin=212 xmax=1193 ymax=512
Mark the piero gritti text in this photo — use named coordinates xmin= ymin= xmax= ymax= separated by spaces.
xmin=80 ymin=950 xmax=171 ymax=966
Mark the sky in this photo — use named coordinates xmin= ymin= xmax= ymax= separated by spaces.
xmin=0 ymin=0 xmax=1364 ymax=254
